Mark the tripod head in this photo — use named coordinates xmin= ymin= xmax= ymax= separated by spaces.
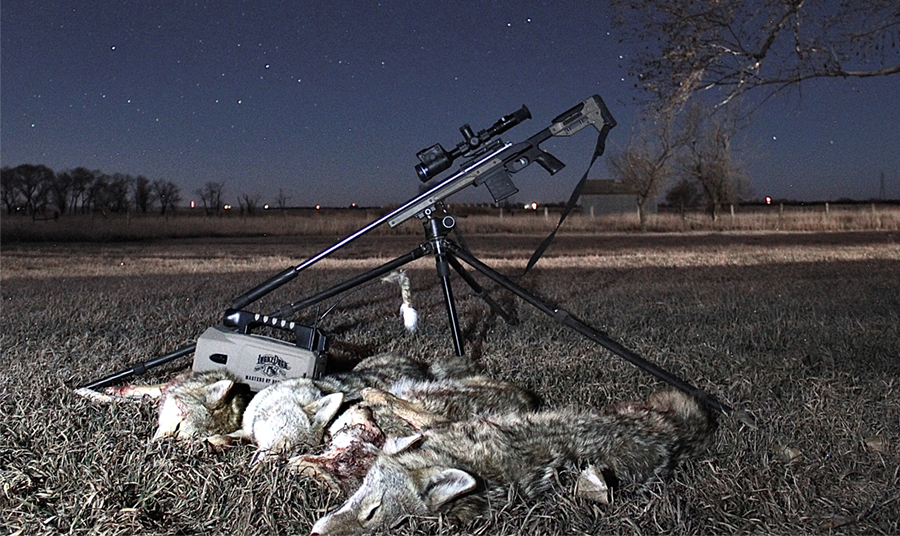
xmin=415 ymin=105 xmax=532 ymax=182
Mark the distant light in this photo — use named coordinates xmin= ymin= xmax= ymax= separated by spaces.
xmin=224 ymin=204 xmax=231 ymax=210
xmin=190 ymin=200 xmax=195 ymax=208
xmin=351 ymin=202 xmax=358 ymax=208
xmin=264 ymin=204 xmax=269 ymax=210
xmin=765 ymin=197 xmax=772 ymax=205
xmin=315 ymin=204 xmax=321 ymax=210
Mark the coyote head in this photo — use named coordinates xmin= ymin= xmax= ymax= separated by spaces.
xmin=310 ymin=434 xmax=477 ymax=536
xmin=153 ymin=370 xmax=248 ymax=441
xmin=244 ymin=378 xmax=344 ymax=465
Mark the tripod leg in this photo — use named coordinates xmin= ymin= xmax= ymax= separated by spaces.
xmin=435 ymin=249 xmax=465 ymax=356
xmin=79 ymin=344 xmax=196 ymax=390
xmin=445 ymin=241 xmax=731 ymax=415
xmin=276 ymin=245 xmax=430 ymax=318
xmin=446 ymin=255 xmax=517 ymax=326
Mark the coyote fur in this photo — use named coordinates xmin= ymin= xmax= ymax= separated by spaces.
xmin=79 ymin=353 xmax=429 ymax=443
xmin=80 ymin=352 xmax=536 ymax=478
xmin=289 ymin=374 xmax=538 ymax=492
xmin=150 ymin=369 xmax=252 ymax=441
xmin=310 ymin=390 xmax=717 ymax=536
xmin=76 ymin=369 xmax=250 ymax=440
xmin=230 ymin=378 xmax=345 ymax=465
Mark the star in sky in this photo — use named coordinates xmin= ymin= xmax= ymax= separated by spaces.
xmin=2 ymin=1 xmax=898 ymax=205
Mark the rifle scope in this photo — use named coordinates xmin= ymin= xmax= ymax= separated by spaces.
xmin=415 ymin=105 xmax=531 ymax=182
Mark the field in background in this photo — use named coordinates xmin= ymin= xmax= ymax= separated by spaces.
xmin=2 ymin=231 xmax=899 ymax=535
xmin=2 ymin=202 xmax=899 ymax=242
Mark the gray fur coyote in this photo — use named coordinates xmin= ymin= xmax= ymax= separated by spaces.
xmin=310 ymin=390 xmax=717 ymax=536
xmin=228 ymin=378 xmax=345 ymax=465
xmin=98 ymin=369 xmax=253 ymax=441
xmin=289 ymin=374 xmax=538 ymax=492
xmin=76 ymin=369 xmax=252 ymax=441
xmin=80 ymin=353 xmax=430 ymax=443
xmin=78 ymin=353 xmax=537 ymax=478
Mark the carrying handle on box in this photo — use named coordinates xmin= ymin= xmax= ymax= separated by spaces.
xmin=223 ymin=309 xmax=326 ymax=352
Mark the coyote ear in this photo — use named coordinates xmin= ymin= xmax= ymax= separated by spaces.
xmin=422 ymin=468 xmax=477 ymax=509
xmin=383 ymin=433 xmax=423 ymax=455
xmin=306 ymin=393 xmax=344 ymax=427
xmin=204 ymin=379 xmax=234 ymax=406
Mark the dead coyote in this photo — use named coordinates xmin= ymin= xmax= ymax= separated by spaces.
xmin=310 ymin=390 xmax=717 ymax=535
xmin=78 ymin=353 xmax=537 ymax=477
xmin=79 ymin=353 xmax=430 ymax=443
xmin=289 ymin=374 xmax=539 ymax=492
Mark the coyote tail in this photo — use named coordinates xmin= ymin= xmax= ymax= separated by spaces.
xmin=381 ymin=270 xmax=417 ymax=331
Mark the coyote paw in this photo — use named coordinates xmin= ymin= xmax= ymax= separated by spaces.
xmin=206 ymin=434 xmax=236 ymax=452
xmin=74 ymin=385 xmax=162 ymax=404
xmin=288 ymin=456 xmax=342 ymax=493
xmin=104 ymin=384 xmax=164 ymax=400
xmin=574 ymin=465 xmax=611 ymax=505
xmin=360 ymin=387 xmax=393 ymax=406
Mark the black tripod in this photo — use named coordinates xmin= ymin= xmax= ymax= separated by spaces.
xmin=80 ymin=94 xmax=731 ymax=415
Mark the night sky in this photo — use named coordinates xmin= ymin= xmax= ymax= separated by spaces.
xmin=3 ymin=1 xmax=898 ymax=208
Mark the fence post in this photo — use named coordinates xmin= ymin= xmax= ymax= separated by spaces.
xmin=825 ymin=202 xmax=830 ymax=216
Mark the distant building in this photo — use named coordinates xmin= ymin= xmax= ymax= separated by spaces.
xmin=580 ymin=179 xmax=657 ymax=216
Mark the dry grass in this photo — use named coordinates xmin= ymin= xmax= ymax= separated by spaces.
xmin=2 ymin=203 xmax=898 ymax=243
xmin=2 ymin=229 xmax=899 ymax=535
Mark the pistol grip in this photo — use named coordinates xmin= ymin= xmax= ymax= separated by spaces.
xmin=535 ymin=152 xmax=565 ymax=175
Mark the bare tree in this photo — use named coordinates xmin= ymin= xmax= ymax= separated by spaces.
xmin=676 ymin=105 xmax=750 ymax=220
xmin=274 ymin=188 xmax=291 ymax=214
xmin=1 ymin=166 xmax=22 ymax=215
xmin=153 ymin=180 xmax=181 ymax=216
xmin=665 ymin=179 xmax=701 ymax=218
xmin=95 ymin=173 xmax=132 ymax=213
xmin=68 ymin=167 xmax=94 ymax=214
xmin=82 ymin=171 xmax=109 ymax=215
xmin=606 ymin=109 xmax=691 ymax=230
xmin=238 ymin=192 xmax=261 ymax=216
xmin=9 ymin=164 xmax=53 ymax=218
xmin=610 ymin=0 xmax=900 ymax=109
xmin=195 ymin=181 xmax=225 ymax=217
xmin=133 ymin=175 xmax=154 ymax=213
xmin=49 ymin=171 xmax=73 ymax=216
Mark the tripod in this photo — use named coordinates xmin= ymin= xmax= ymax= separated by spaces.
xmin=80 ymin=94 xmax=731 ymax=415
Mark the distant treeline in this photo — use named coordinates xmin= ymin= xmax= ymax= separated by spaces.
xmin=3 ymin=163 xmax=896 ymax=222
xmin=1 ymin=164 xmax=181 ymax=218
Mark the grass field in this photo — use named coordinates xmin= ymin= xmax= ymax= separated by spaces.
xmin=2 ymin=229 xmax=899 ymax=535
xmin=2 ymin=202 xmax=898 ymax=243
